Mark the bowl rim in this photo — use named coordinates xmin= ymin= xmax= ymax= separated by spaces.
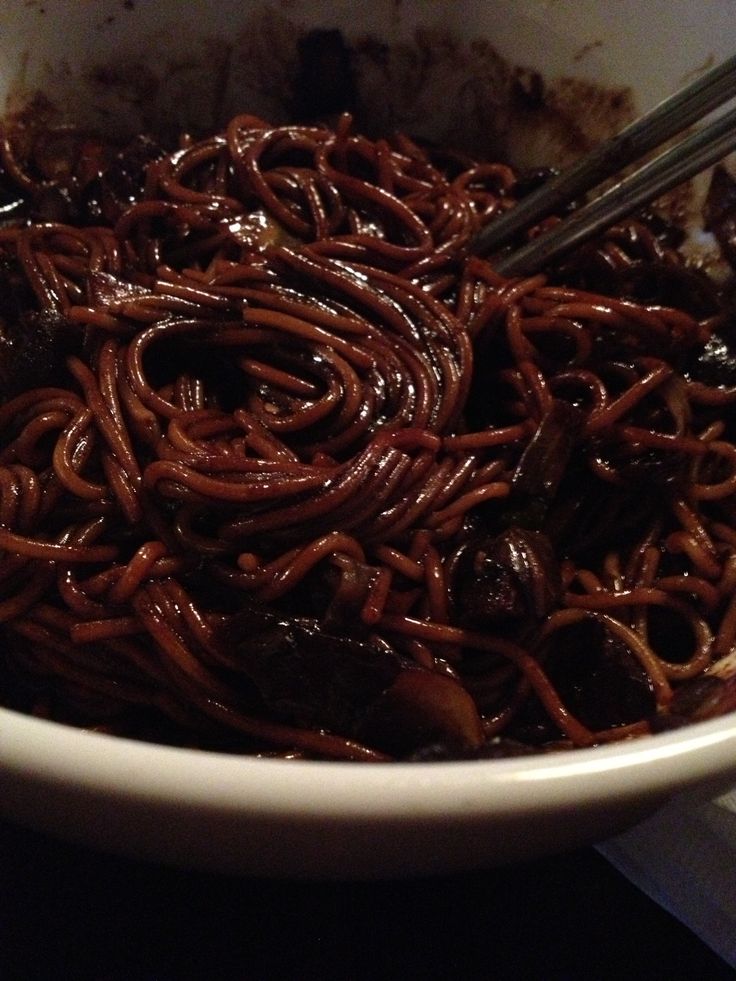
xmin=2 ymin=704 xmax=736 ymax=821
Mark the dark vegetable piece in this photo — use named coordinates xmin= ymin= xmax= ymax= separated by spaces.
xmin=687 ymin=332 xmax=736 ymax=390
xmin=544 ymin=465 xmax=666 ymax=560
xmin=227 ymin=604 xmax=399 ymax=733
xmin=31 ymin=184 xmax=76 ymax=224
xmin=0 ymin=257 xmax=77 ymax=398
xmin=496 ymin=399 xmax=584 ymax=532
xmin=87 ymin=270 xmax=151 ymax=309
xmin=322 ymin=558 xmax=378 ymax=633
xmin=612 ymin=447 xmax=690 ymax=491
xmin=604 ymin=260 xmax=721 ymax=320
xmin=227 ymin=604 xmax=484 ymax=755
xmin=669 ymin=647 xmax=736 ymax=721
xmin=356 ymin=670 xmax=485 ymax=756
xmin=0 ymin=254 xmax=35 ymax=323
xmin=0 ymin=173 xmax=26 ymax=225
xmin=544 ymin=618 xmax=655 ymax=732
xmin=704 ymin=164 xmax=736 ymax=269
xmin=80 ymin=134 xmax=165 ymax=225
xmin=454 ymin=528 xmax=562 ymax=627
xmin=511 ymin=398 xmax=584 ymax=504
xmin=0 ymin=309 xmax=75 ymax=398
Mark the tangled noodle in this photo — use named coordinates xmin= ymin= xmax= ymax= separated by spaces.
xmin=0 ymin=111 xmax=735 ymax=761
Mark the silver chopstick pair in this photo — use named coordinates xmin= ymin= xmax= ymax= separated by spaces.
xmin=475 ymin=54 xmax=736 ymax=277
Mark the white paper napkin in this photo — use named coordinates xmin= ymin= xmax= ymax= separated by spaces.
xmin=599 ymin=789 xmax=736 ymax=967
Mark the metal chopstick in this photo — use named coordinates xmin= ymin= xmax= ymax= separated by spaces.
xmin=473 ymin=53 xmax=736 ymax=258
xmin=493 ymin=100 xmax=736 ymax=277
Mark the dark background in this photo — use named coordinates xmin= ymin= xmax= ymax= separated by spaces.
xmin=0 ymin=818 xmax=731 ymax=981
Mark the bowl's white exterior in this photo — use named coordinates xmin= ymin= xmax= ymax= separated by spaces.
xmin=3 ymin=709 xmax=736 ymax=877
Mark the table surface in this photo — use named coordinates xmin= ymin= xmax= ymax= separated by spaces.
xmin=0 ymin=818 xmax=731 ymax=981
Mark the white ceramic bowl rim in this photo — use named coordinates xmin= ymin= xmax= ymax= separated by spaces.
xmin=3 ymin=705 xmax=736 ymax=820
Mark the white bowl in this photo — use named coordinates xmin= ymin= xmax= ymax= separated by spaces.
xmin=3 ymin=708 xmax=736 ymax=877
xmin=1 ymin=0 xmax=735 ymax=877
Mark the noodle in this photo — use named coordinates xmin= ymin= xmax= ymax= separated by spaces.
xmin=0 ymin=112 xmax=735 ymax=761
